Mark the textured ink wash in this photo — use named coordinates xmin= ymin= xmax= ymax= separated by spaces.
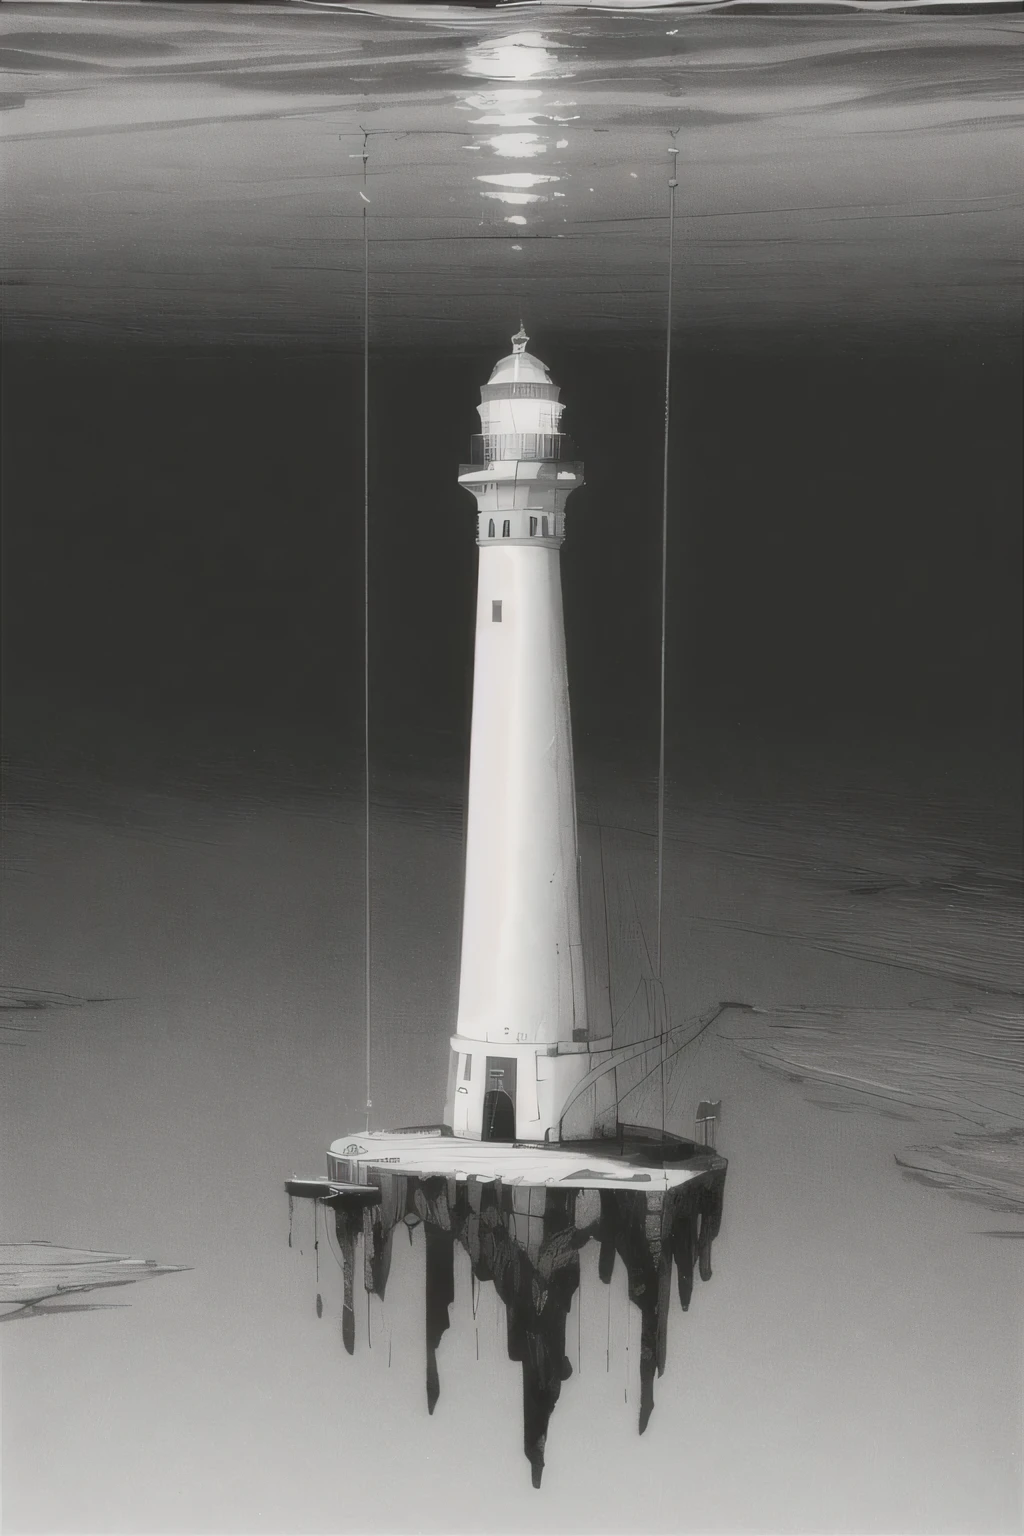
xmin=329 ymin=1168 xmax=725 ymax=1487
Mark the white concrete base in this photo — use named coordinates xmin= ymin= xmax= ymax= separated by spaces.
xmin=327 ymin=1129 xmax=724 ymax=1193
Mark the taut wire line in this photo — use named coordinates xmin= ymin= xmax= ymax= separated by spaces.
xmin=362 ymin=127 xmax=372 ymax=1135
xmin=657 ymin=139 xmax=679 ymax=1134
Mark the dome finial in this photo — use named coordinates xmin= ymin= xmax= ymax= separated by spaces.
xmin=512 ymin=322 xmax=529 ymax=354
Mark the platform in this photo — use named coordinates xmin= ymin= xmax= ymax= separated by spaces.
xmin=324 ymin=1123 xmax=725 ymax=1193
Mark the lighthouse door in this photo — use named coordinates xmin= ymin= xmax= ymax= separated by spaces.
xmin=482 ymin=1057 xmax=517 ymax=1142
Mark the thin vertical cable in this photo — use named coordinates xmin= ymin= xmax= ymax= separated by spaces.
xmin=657 ymin=148 xmax=678 ymax=1134
xmin=598 ymin=815 xmax=613 ymax=1035
xmin=657 ymin=159 xmax=677 ymax=976
xmin=362 ymin=137 xmax=372 ymax=1136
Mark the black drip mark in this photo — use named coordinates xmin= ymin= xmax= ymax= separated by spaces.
xmin=323 ymin=1168 xmax=725 ymax=1487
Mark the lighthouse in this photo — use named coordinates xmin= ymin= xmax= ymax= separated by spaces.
xmin=292 ymin=325 xmax=731 ymax=1477
xmin=445 ymin=328 xmax=615 ymax=1145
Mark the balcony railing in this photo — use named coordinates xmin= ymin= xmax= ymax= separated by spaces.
xmin=468 ymin=432 xmax=576 ymax=465
xmin=479 ymin=382 xmax=560 ymax=403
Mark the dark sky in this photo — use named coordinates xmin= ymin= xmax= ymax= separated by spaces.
xmin=5 ymin=335 xmax=1020 ymax=766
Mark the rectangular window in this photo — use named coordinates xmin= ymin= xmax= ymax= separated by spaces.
xmin=502 ymin=520 xmax=510 ymax=538
xmin=463 ymin=1054 xmax=472 ymax=1081
xmin=529 ymin=516 xmax=538 ymax=536
xmin=492 ymin=600 xmax=502 ymax=622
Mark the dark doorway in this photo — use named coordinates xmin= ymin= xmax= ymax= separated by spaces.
xmin=482 ymin=1057 xmax=517 ymax=1141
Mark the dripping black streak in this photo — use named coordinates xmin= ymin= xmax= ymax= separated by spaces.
xmin=325 ymin=1171 xmax=725 ymax=1488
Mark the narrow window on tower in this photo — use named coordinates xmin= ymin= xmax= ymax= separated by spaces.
xmin=492 ymin=600 xmax=502 ymax=622
xmin=488 ymin=518 xmax=495 ymax=538
xmin=502 ymin=520 xmax=510 ymax=538
xmin=541 ymin=517 xmax=549 ymax=536
xmin=463 ymin=1054 xmax=472 ymax=1080
xmin=529 ymin=517 xmax=538 ymax=536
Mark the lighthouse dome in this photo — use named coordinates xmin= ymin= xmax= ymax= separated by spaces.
xmin=487 ymin=325 xmax=553 ymax=387
xmin=488 ymin=348 xmax=551 ymax=386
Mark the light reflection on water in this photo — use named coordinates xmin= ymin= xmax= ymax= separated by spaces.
xmin=460 ymin=34 xmax=574 ymax=222
xmin=463 ymin=32 xmax=573 ymax=84
xmin=4 ymin=10 xmax=1019 ymax=346
xmin=480 ymin=189 xmax=547 ymax=204
xmin=482 ymin=134 xmax=549 ymax=158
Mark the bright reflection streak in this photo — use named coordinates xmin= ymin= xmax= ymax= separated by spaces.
xmin=479 ymin=191 xmax=544 ymax=205
xmin=476 ymin=173 xmax=560 ymax=188
xmin=460 ymin=39 xmax=568 ymax=221
xmin=505 ymin=216 xmax=527 ymax=225
xmin=484 ymin=134 xmax=548 ymax=158
xmin=471 ymin=114 xmax=544 ymax=128
xmin=463 ymin=33 xmax=570 ymax=83
xmin=463 ymin=90 xmax=543 ymax=109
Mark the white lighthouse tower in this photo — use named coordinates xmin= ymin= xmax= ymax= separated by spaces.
xmin=444 ymin=328 xmax=615 ymax=1145
xmin=297 ymin=322 xmax=727 ymax=1247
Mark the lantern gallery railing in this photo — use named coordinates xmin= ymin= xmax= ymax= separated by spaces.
xmin=468 ymin=432 xmax=576 ymax=465
xmin=479 ymin=381 xmax=560 ymax=403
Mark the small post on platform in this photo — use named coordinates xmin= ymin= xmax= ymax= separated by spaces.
xmin=695 ymin=1100 xmax=721 ymax=1149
